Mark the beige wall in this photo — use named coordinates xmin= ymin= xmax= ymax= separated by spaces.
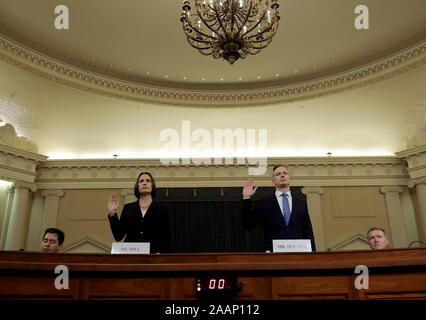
xmin=1 ymin=145 xmax=425 ymax=253
xmin=321 ymin=186 xmax=390 ymax=249
xmin=56 ymin=189 xmax=120 ymax=251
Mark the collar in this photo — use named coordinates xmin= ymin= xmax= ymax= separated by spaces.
xmin=275 ymin=190 xmax=291 ymax=198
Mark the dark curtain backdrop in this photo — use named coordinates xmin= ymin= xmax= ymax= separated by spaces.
xmin=155 ymin=186 xmax=304 ymax=253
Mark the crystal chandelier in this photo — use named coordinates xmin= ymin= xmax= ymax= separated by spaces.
xmin=180 ymin=0 xmax=280 ymax=65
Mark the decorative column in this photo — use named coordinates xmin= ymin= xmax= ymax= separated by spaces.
xmin=0 ymin=185 xmax=14 ymax=250
xmin=4 ymin=181 xmax=37 ymax=250
xmin=396 ymin=144 xmax=426 ymax=241
xmin=121 ymin=189 xmax=136 ymax=204
xmin=40 ymin=190 xmax=65 ymax=235
xmin=408 ymin=178 xmax=426 ymax=241
xmin=302 ymin=187 xmax=326 ymax=251
xmin=380 ymin=186 xmax=408 ymax=248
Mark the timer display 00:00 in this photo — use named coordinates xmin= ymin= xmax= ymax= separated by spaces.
xmin=196 ymin=278 xmax=235 ymax=291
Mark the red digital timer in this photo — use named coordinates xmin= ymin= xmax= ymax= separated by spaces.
xmin=196 ymin=277 xmax=241 ymax=298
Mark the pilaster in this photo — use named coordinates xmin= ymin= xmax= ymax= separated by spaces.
xmin=380 ymin=186 xmax=407 ymax=248
xmin=4 ymin=181 xmax=37 ymax=250
xmin=302 ymin=187 xmax=325 ymax=251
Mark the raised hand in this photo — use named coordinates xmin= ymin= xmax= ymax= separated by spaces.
xmin=243 ymin=178 xmax=258 ymax=198
xmin=107 ymin=192 xmax=119 ymax=213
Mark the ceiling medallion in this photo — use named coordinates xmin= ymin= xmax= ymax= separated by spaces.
xmin=180 ymin=0 xmax=280 ymax=65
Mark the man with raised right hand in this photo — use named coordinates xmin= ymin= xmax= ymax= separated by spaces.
xmin=241 ymin=164 xmax=316 ymax=252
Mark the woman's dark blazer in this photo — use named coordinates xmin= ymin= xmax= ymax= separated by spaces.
xmin=108 ymin=200 xmax=170 ymax=253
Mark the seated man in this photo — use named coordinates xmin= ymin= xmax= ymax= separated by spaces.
xmin=367 ymin=227 xmax=388 ymax=250
xmin=41 ymin=228 xmax=65 ymax=253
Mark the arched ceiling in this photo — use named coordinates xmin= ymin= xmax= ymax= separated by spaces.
xmin=0 ymin=0 xmax=424 ymax=160
xmin=0 ymin=1 xmax=425 ymax=92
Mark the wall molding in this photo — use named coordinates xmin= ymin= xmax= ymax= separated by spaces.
xmin=61 ymin=237 xmax=111 ymax=253
xmin=328 ymin=233 xmax=369 ymax=251
xmin=35 ymin=156 xmax=409 ymax=189
xmin=0 ymin=35 xmax=424 ymax=107
xmin=0 ymin=144 xmax=47 ymax=183
xmin=1 ymin=143 xmax=421 ymax=189
xmin=396 ymin=144 xmax=426 ymax=182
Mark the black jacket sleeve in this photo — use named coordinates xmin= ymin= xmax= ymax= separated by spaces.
xmin=302 ymin=201 xmax=316 ymax=252
xmin=241 ymin=198 xmax=263 ymax=229
xmin=108 ymin=205 xmax=129 ymax=242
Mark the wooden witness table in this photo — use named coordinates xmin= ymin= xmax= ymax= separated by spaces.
xmin=0 ymin=248 xmax=425 ymax=300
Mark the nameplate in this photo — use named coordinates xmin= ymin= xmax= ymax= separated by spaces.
xmin=273 ymin=239 xmax=312 ymax=252
xmin=111 ymin=242 xmax=150 ymax=254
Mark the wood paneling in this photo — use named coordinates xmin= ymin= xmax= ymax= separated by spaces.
xmin=85 ymin=278 xmax=166 ymax=300
xmin=272 ymin=276 xmax=353 ymax=300
xmin=364 ymin=273 xmax=426 ymax=300
xmin=0 ymin=248 xmax=425 ymax=300
xmin=0 ymin=276 xmax=79 ymax=299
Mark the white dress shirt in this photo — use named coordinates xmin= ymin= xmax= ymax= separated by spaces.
xmin=275 ymin=190 xmax=292 ymax=215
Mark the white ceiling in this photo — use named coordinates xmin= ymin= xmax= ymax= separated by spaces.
xmin=0 ymin=0 xmax=425 ymax=160
xmin=1 ymin=0 xmax=425 ymax=85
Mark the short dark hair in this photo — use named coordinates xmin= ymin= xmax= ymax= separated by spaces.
xmin=367 ymin=227 xmax=387 ymax=239
xmin=272 ymin=164 xmax=288 ymax=177
xmin=43 ymin=228 xmax=65 ymax=245
xmin=134 ymin=171 xmax=157 ymax=199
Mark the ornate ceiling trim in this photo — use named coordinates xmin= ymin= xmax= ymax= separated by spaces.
xmin=0 ymin=35 xmax=425 ymax=107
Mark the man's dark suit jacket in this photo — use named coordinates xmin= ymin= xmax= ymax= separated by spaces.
xmin=108 ymin=200 xmax=170 ymax=253
xmin=241 ymin=190 xmax=316 ymax=252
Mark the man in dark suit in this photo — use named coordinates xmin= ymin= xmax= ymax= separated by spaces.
xmin=242 ymin=164 xmax=316 ymax=252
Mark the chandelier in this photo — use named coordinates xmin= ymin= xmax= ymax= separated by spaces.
xmin=180 ymin=0 xmax=280 ymax=64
